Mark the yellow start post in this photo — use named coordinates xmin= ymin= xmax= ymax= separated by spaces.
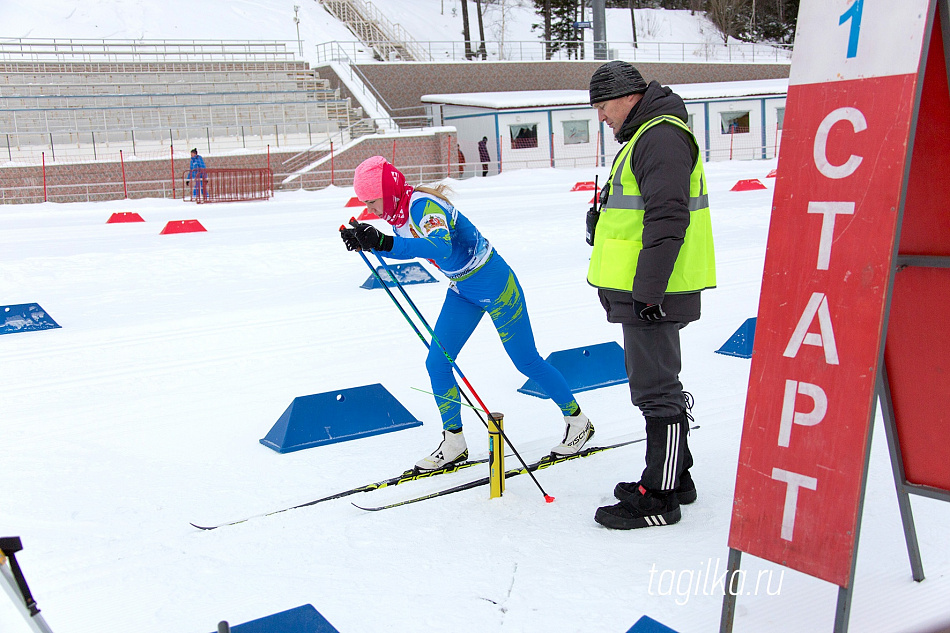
xmin=488 ymin=412 xmax=505 ymax=498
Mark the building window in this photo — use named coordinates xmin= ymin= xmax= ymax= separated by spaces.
xmin=776 ymin=107 xmax=785 ymax=130
xmin=509 ymin=123 xmax=539 ymax=149
xmin=562 ymin=120 xmax=589 ymax=145
xmin=721 ymin=111 xmax=750 ymax=134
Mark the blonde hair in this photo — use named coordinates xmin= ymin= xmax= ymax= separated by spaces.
xmin=414 ymin=183 xmax=454 ymax=205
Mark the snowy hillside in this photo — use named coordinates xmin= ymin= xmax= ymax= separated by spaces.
xmin=0 ymin=0 xmax=745 ymax=60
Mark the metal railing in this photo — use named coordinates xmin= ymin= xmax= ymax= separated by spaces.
xmin=0 ymin=38 xmax=302 ymax=63
xmin=315 ymin=39 xmax=792 ymax=64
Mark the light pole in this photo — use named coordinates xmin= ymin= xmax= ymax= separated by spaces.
xmin=293 ymin=5 xmax=303 ymax=57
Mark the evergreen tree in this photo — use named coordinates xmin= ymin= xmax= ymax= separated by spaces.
xmin=531 ymin=0 xmax=585 ymax=57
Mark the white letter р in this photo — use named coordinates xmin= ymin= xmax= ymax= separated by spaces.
xmin=778 ymin=380 xmax=828 ymax=447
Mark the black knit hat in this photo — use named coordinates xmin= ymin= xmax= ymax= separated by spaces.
xmin=589 ymin=61 xmax=648 ymax=105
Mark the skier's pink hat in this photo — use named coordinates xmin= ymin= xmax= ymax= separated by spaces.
xmin=353 ymin=155 xmax=388 ymax=202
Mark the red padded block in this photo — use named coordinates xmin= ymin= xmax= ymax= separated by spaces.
xmin=160 ymin=219 xmax=207 ymax=234
xmin=356 ymin=208 xmax=380 ymax=220
xmin=730 ymin=178 xmax=768 ymax=191
xmin=571 ymin=181 xmax=596 ymax=191
xmin=107 ymin=212 xmax=145 ymax=223
xmin=766 ymin=168 xmax=778 ymax=178
xmin=345 ymin=196 xmax=363 ymax=207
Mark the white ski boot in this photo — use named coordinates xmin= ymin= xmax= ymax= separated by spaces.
xmin=414 ymin=430 xmax=468 ymax=472
xmin=551 ymin=412 xmax=595 ymax=456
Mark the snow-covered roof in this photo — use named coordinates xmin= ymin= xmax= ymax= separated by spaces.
xmin=421 ymin=78 xmax=788 ymax=109
xmin=421 ymin=90 xmax=591 ymax=109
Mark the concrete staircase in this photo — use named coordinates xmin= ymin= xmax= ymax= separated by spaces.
xmin=319 ymin=0 xmax=430 ymax=62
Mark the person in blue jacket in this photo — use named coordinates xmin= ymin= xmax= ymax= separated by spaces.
xmin=340 ymin=155 xmax=594 ymax=472
xmin=187 ymin=148 xmax=208 ymax=200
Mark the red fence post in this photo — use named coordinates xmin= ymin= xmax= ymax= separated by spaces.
xmin=120 ymin=150 xmax=128 ymax=199
xmin=170 ymin=146 xmax=176 ymax=199
xmin=267 ymin=145 xmax=271 ymax=172
xmin=42 ymin=152 xmax=47 ymax=202
xmin=595 ymin=130 xmax=601 ymax=167
xmin=550 ymin=131 xmax=555 ymax=168
xmin=498 ymin=135 xmax=503 ymax=174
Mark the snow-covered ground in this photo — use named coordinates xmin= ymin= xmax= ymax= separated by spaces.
xmin=2 ymin=160 xmax=949 ymax=633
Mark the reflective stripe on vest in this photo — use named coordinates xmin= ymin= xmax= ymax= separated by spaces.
xmin=587 ymin=114 xmax=716 ymax=294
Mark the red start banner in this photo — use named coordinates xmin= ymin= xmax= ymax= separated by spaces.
xmin=728 ymin=0 xmax=934 ymax=587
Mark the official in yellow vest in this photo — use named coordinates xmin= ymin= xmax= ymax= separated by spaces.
xmin=586 ymin=61 xmax=716 ymax=531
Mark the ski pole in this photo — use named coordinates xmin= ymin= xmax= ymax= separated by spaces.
xmin=348 ymin=237 xmax=553 ymax=502
xmin=367 ymin=249 xmax=555 ymax=503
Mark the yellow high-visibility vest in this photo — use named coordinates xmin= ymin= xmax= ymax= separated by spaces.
xmin=587 ymin=114 xmax=716 ymax=294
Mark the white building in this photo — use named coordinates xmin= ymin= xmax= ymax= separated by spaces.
xmin=422 ymin=78 xmax=788 ymax=177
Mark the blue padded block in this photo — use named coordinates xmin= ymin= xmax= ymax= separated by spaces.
xmin=260 ymin=383 xmax=422 ymax=454
xmin=1 ymin=303 xmax=61 ymax=335
xmin=361 ymin=262 xmax=437 ymax=289
xmin=518 ymin=342 xmax=627 ymax=399
xmin=624 ymin=615 xmax=679 ymax=633
xmin=715 ymin=317 xmax=757 ymax=359
xmin=222 ymin=604 xmax=340 ymax=633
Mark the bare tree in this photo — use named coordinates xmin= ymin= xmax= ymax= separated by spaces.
xmin=544 ymin=0 xmax=552 ymax=59
xmin=706 ymin=0 xmax=750 ymax=44
xmin=628 ymin=0 xmax=638 ymax=48
xmin=461 ymin=0 xmax=474 ymax=59
xmin=475 ymin=0 xmax=488 ymax=59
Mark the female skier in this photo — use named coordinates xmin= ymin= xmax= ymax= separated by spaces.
xmin=340 ymin=155 xmax=594 ymax=472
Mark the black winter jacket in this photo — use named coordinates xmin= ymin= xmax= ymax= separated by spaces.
xmin=598 ymin=80 xmax=702 ymax=326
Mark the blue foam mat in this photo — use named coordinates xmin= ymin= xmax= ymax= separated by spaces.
xmin=624 ymin=615 xmax=679 ymax=633
xmin=518 ymin=342 xmax=627 ymax=398
xmin=715 ymin=317 xmax=756 ymax=359
xmin=361 ymin=262 xmax=437 ymax=289
xmin=220 ymin=604 xmax=339 ymax=633
xmin=1 ymin=303 xmax=61 ymax=335
xmin=260 ymin=383 xmax=422 ymax=453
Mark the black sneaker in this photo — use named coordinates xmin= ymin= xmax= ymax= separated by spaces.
xmin=613 ymin=471 xmax=697 ymax=505
xmin=595 ymin=484 xmax=681 ymax=530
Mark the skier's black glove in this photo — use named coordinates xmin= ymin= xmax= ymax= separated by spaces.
xmin=349 ymin=219 xmax=393 ymax=252
xmin=634 ymin=299 xmax=666 ymax=322
xmin=339 ymin=225 xmax=361 ymax=251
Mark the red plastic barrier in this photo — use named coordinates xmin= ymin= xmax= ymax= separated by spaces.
xmin=356 ymin=209 xmax=380 ymax=221
xmin=571 ymin=181 xmax=596 ymax=191
xmin=160 ymin=219 xmax=207 ymax=234
xmin=107 ymin=212 xmax=145 ymax=223
xmin=589 ymin=188 xmax=601 ymax=204
xmin=766 ymin=169 xmax=778 ymax=178
xmin=345 ymin=196 xmax=363 ymax=207
xmin=731 ymin=178 xmax=768 ymax=191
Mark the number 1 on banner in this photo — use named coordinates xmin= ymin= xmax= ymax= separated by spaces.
xmin=839 ymin=0 xmax=864 ymax=58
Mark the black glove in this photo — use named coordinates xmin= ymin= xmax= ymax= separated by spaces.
xmin=339 ymin=225 xmax=361 ymax=251
xmin=349 ymin=219 xmax=393 ymax=252
xmin=585 ymin=204 xmax=599 ymax=246
xmin=634 ymin=299 xmax=666 ymax=322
